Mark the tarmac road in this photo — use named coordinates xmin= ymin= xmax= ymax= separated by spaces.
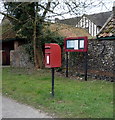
xmin=1 ymin=96 xmax=52 ymax=118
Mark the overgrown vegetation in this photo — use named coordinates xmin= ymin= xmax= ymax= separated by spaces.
xmin=40 ymin=29 xmax=64 ymax=46
xmin=2 ymin=67 xmax=113 ymax=118
xmin=23 ymin=28 xmax=64 ymax=63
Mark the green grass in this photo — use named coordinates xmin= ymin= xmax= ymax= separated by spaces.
xmin=2 ymin=67 xmax=114 ymax=118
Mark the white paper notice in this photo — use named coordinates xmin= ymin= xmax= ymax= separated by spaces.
xmin=74 ymin=40 xmax=78 ymax=49
xmin=80 ymin=40 xmax=84 ymax=48
xmin=47 ymin=55 xmax=50 ymax=64
xmin=67 ymin=40 xmax=75 ymax=48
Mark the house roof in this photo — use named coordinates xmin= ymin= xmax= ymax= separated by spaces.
xmin=56 ymin=11 xmax=112 ymax=27
xmin=96 ymin=4 xmax=115 ymax=38
xmin=97 ymin=14 xmax=115 ymax=38
xmin=85 ymin=11 xmax=112 ymax=27
xmin=0 ymin=17 xmax=16 ymax=40
xmin=49 ymin=23 xmax=91 ymax=38
xmin=55 ymin=17 xmax=81 ymax=26
xmin=1 ymin=17 xmax=27 ymax=42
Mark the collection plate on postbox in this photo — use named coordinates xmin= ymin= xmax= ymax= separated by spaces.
xmin=64 ymin=36 xmax=88 ymax=52
xmin=45 ymin=43 xmax=61 ymax=68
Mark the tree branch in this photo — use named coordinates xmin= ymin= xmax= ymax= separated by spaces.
xmin=0 ymin=11 xmax=20 ymax=22
xmin=41 ymin=1 xmax=51 ymax=21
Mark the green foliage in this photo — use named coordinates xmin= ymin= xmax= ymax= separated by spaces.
xmin=40 ymin=28 xmax=64 ymax=46
xmin=4 ymin=2 xmax=64 ymax=58
xmin=4 ymin=2 xmax=42 ymax=40
xmin=22 ymin=28 xmax=64 ymax=62
xmin=22 ymin=43 xmax=34 ymax=63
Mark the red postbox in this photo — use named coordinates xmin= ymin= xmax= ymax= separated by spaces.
xmin=45 ymin=43 xmax=61 ymax=68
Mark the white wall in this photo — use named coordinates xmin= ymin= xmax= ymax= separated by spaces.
xmin=76 ymin=16 xmax=100 ymax=36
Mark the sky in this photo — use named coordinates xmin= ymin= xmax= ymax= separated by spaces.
xmin=0 ymin=0 xmax=114 ymax=23
xmin=51 ymin=0 xmax=114 ymax=20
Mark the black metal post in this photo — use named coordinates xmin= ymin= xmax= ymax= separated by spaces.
xmin=66 ymin=52 xmax=68 ymax=77
xmin=84 ymin=52 xmax=88 ymax=81
xmin=51 ymin=68 xmax=55 ymax=97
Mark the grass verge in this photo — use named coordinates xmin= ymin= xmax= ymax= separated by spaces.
xmin=2 ymin=67 xmax=114 ymax=118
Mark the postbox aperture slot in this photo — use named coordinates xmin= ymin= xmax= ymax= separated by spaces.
xmin=45 ymin=46 xmax=51 ymax=49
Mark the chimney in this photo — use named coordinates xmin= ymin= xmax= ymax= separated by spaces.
xmin=55 ymin=18 xmax=59 ymax=23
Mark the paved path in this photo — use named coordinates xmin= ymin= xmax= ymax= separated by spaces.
xmin=2 ymin=96 xmax=52 ymax=118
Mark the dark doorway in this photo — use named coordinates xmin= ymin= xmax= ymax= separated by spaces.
xmin=2 ymin=50 xmax=10 ymax=65
xmin=2 ymin=41 xmax=14 ymax=65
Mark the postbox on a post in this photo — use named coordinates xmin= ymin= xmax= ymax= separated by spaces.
xmin=45 ymin=43 xmax=61 ymax=97
xmin=45 ymin=43 xmax=61 ymax=68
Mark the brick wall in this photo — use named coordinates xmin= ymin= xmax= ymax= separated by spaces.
xmin=62 ymin=38 xmax=115 ymax=81
xmin=10 ymin=46 xmax=34 ymax=68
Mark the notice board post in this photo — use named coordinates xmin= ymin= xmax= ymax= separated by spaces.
xmin=66 ymin=52 xmax=69 ymax=77
xmin=84 ymin=52 xmax=88 ymax=81
xmin=64 ymin=37 xmax=88 ymax=80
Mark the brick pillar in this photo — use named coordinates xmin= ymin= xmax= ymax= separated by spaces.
xmin=10 ymin=50 xmax=14 ymax=67
xmin=14 ymin=40 xmax=19 ymax=50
